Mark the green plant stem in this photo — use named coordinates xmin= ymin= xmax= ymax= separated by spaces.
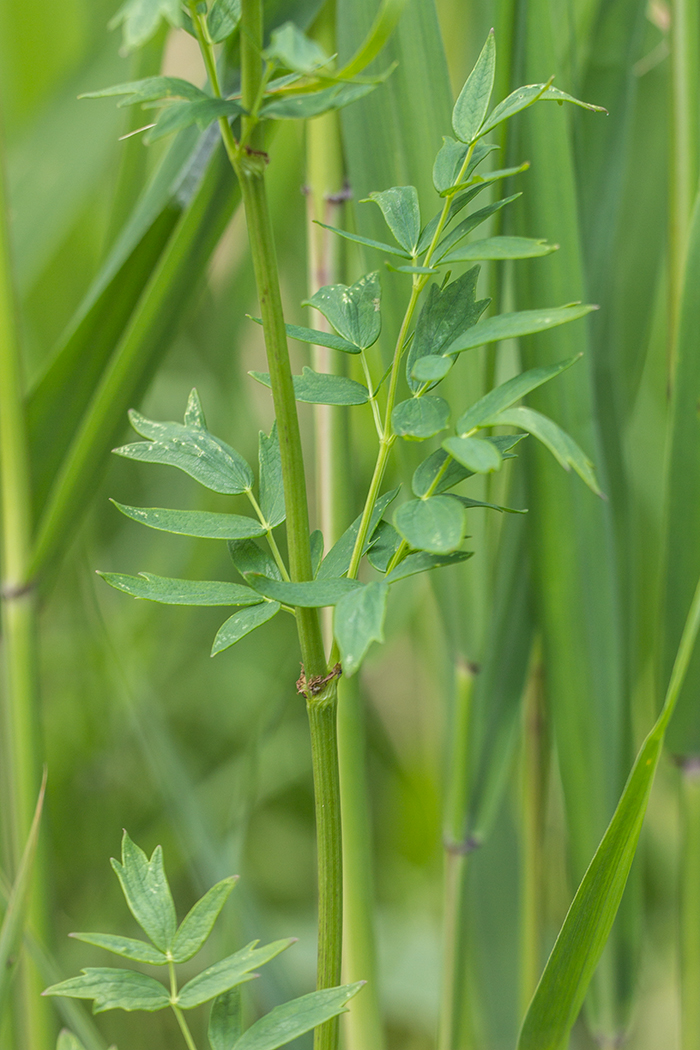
xmin=438 ymin=659 xmax=476 ymax=1050
xmin=173 ymin=1007 xmax=199 ymax=1050
xmin=680 ymin=758 xmax=700 ymax=1050
xmin=0 ymin=110 xmax=52 ymax=1050
xmin=307 ymin=688 xmax=343 ymax=1050
xmin=193 ymin=12 xmax=343 ymax=1050
xmin=519 ymin=643 xmax=547 ymax=1016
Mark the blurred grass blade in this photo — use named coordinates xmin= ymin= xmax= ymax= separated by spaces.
xmin=29 ymin=141 xmax=240 ymax=580
xmin=662 ymin=190 xmax=700 ymax=754
xmin=26 ymin=125 xmax=213 ymax=520
xmin=518 ymin=570 xmax=700 ymax=1050
xmin=0 ymin=769 xmax=47 ymax=1020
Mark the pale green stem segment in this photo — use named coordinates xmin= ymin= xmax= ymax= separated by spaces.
xmin=346 ymin=143 xmax=475 ymax=581
xmin=669 ymin=0 xmax=699 ymax=370
xmin=0 ymin=110 xmax=52 ymax=1050
xmin=519 ymin=642 xmax=547 ymax=1016
xmin=438 ymin=660 xmax=477 ymax=1050
xmin=681 ymin=760 xmax=700 ymax=1050
xmin=191 ymin=10 xmax=342 ymax=1050
xmin=169 ymin=960 xmax=200 ymax=1050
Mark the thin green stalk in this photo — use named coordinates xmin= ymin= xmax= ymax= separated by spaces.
xmin=438 ymin=659 xmax=477 ymax=1050
xmin=680 ymin=758 xmax=700 ymax=1050
xmin=169 ymin=961 xmax=199 ymax=1050
xmin=519 ymin=643 xmax=547 ymax=1016
xmin=0 ymin=110 xmax=52 ymax=1050
xmin=192 ymin=12 xmax=342 ymax=1050
xmin=307 ymin=689 xmax=343 ymax=1050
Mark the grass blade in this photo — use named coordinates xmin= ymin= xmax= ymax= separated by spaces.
xmin=518 ymin=570 xmax=700 ymax=1050
xmin=0 ymin=770 xmax=47 ymax=1020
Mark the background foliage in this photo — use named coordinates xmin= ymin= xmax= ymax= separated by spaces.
xmin=0 ymin=0 xmax=696 ymax=1048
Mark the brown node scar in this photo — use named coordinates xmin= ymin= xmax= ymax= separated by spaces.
xmin=244 ymin=145 xmax=270 ymax=163
xmin=296 ymin=662 xmax=342 ymax=697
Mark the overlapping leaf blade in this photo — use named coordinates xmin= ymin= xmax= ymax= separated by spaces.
xmin=334 ymin=582 xmax=388 ymax=675
xmin=234 ymin=983 xmax=365 ymax=1050
xmin=99 ymin=573 xmax=263 ymax=607
xmin=44 ymin=969 xmax=170 ymax=1013
xmin=212 ymin=603 xmax=282 ymax=655
xmin=251 ymin=368 xmax=369 ymax=405
xmin=171 ymin=877 xmax=238 ymax=962
xmin=112 ymin=504 xmax=265 ymax=540
xmin=178 ymin=939 xmax=295 ymax=1009
xmin=68 ymin=933 xmax=166 ymax=966
xmin=304 ymin=273 xmax=382 ymax=350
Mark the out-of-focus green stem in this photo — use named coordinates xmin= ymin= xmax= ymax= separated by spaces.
xmin=438 ymin=660 xmax=477 ymax=1050
xmin=668 ymin=0 xmax=699 ymax=373
xmin=0 ymin=111 xmax=52 ymax=1050
xmin=680 ymin=759 xmax=700 ymax=1050
xmin=519 ymin=643 xmax=547 ymax=1016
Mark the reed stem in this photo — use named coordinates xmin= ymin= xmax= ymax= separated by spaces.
xmin=0 ymin=108 xmax=52 ymax=1050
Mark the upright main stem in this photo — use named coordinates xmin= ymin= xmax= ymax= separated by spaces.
xmin=0 ymin=114 xmax=51 ymax=1050
xmin=206 ymin=5 xmax=343 ymax=1048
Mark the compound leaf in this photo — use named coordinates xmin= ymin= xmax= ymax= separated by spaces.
xmin=110 ymin=833 xmax=176 ymax=952
xmin=304 ymin=273 xmax=381 ymax=350
xmin=228 ymin=539 xmax=282 ymax=582
xmin=385 ymin=550 xmax=472 ymax=583
xmin=81 ymin=77 xmax=208 ymax=107
xmin=442 ymin=236 xmax=557 ymax=263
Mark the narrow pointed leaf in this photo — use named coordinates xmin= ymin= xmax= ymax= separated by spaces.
xmin=335 ymin=0 xmax=407 ymax=79
xmin=44 ymin=969 xmax=170 ymax=1013
xmin=385 ymin=550 xmax=472 ymax=583
xmin=485 ymin=406 xmax=602 ymax=494
xmin=245 ymin=576 xmax=362 ymax=608
xmin=310 ymin=530 xmax=324 ymax=576
xmin=234 ymin=983 xmax=365 ymax=1050
xmin=99 ymin=573 xmax=263 ymax=607
xmin=412 ymin=449 xmax=471 ymax=498
xmin=394 ymin=496 xmax=466 ymax=554
xmin=443 ymin=436 xmax=502 ymax=473
xmin=457 ymin=356 xmax=579 ymax=433
xmin=452 ymin=30 xmax=496 ymax=143
xmin=171 ymin=877 xmax=238 ymax=962
xmin=392 ymin=396 xmax=450 ymax=439
xmin=334 ymin=582 xmax=389 ymax=676
xmin=444 ymin=304 xmax=596 ymax=356
xmin=518 ymin=575 xmax=700 ymax=1050
xmin=312 ymin=222 xmax=411 ymax=260
xmin=367 ymin=521 xmax=402 ymax=572
xmin=0 ymin=772 xmax=46 ymax=1016
xmin=68 ymin=933 xmax=167 ymax=966
xmin=442 ymin=236 xmax=558 ymax=262
xmin=261 ymin=83 xmax=375 ymax=120
xmin=433 ymin=139 xmax=498 ymax=195
xmin=303 ymin=273 xmax=382 ymax=350
xmin=81 ymin=77 xmax=209 ymax=107
xmin=212 ymin=603 xmax=281 ymax=655
xmin=111 ymin=504 xmax=266 ymax=540
xmin=110 ymin=833 xmax=176 ymax=951
xmin=478 ymin=82 xmax=551 ymax=138
xmin=145 ymin=100 xmax=243 ymax=143
xmin=250 ymin=315 xmax=364 ymax=353
xmin=364 ymin=186 xmax=421 ymax=253
xmin=251 ymin=368 xmax=369 ymax=405
xmin=178 ymin=939 xmax=295 ymax=1009
xmin=433 ymin=194 xmax=521 ymax=260
xmin=209 ymin=989 xmax=242 ymax=1050
xmin=258 ymin=423 xmax=285 ymax=529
